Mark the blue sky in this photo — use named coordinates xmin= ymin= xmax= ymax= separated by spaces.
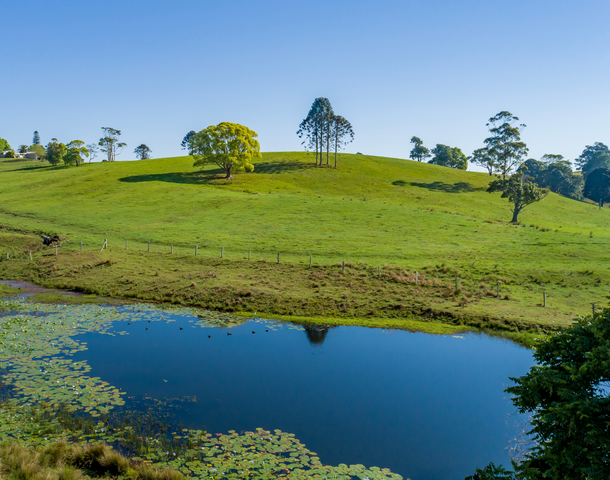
xmin=3 ymin=0 xmax=609 ymax=168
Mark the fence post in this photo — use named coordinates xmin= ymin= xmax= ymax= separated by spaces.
xmin=221 ymin=247 xmax=224 ymax=258
xmin=543 ymin=291 xmax=546 ymax=308
xmin=55 ymin=246 xmax=58 ymax=256
xmin=497 ymin=280 xmax=500 ymax=298
xmin=125 ymin=240 xmax=128 ymax=250
xmin=378 ymin=266 xmax=381 ymax=279
xmin=592 ymin=303 xmax=595 ymax=316
xmin=415 ymin=271 xmax=418 ymax=284
xmin=29 ymin=251 xmax=32 ymax=261
xmin=148 ymin=240 xmax=150 ymax=252
xmin=6 ymin=252 xmax=8 ymax=260
xmin=309 ymin=256 xmax=312 ymax=268
xmin=342 ymin=260 xmax=345 ymax=272
xmin=80 ymin=241 xmax=83 ymax=252
xmin=455 ymin=276 xmax=458 ymax=290
xmin=277 ymin=252 xmax=280 ymax=264
xmin=171 ymin=243 xmax=173 ymax=254
xmin=195 ymin=245 xmax=198 ymax=256
xmin=248 ymin=249 xmax=251 ymax=261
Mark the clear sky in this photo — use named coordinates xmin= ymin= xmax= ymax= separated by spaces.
xmin=3 ymin=0 xmax=609 ymax=169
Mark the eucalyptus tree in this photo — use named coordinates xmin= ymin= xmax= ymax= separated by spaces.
xmin=409 ymin=136 xmax=431 ymax=162
xmin=64 ymin=140 xmax=89 ymax=166
xmin=484 ymin=111 xmax=528 ymax=180
xmin=134 ymin=144 xmax=152 ymax=160
xmin=329 ymin=115 xmax=354 ymax=168
xmin=469 ymin=147 xmax=497 ymax=175
xmin=583 ymin=167 xmax=610 ymax=208
xmin=45 ymin=138 xmax=67 ymax=166
xmin=98 ymin=127 xmax=126 ymax=162
xmin=191 ymin=122 xmax=260 ymax=180
xmin=85 ymin=143 xmax=99 ymax=163
xmin=487 ymin=166 xmax=548 ymax=222
xmin=297 ymin=97 xmax=333 ymax=166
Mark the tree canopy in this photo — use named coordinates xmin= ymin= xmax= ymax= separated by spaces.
xmin=98 ymin=127 xmax=126 ymax=162
xmin=583 ymin=167 xmax=610 ymax=207
xmin=63 ymin=140 xmax=89 ymax=166
xmin=29 ymin=144 xmax=45 ymax=161
xmin=329 ymin=115 xmax=354 ymax=169
xmin=523 ymin=156 xmax=582 ymax=200
xmin=297 ymin=98 xmax=334 ymax=166
xmin=505 ymin=307 xmax=610 ymax=479
xmin=487 ymin=167 xmax=548 ymax=222
xmin=45 ymin=139 xmax=67 ymax=166
xmin=134 ymin=144 xmax=152 ymax=160
xmin=0 ymin=137 xmax=11 ymax=153
xmin=469 ymin=147 xmax=497 ymax=175
xmin=409 ymin=136 xmax=431 ymax=163
xmin=191 ymin=122 xmax=260 ymax=180
xmin=575 ymin=142 xmax=610 ymax=175
xmin=484 ymin=111 xmax=528 ymax=179
xmin=32 ymin=131 xmax=40 ymax=145
xmin=428 ymin=144 xmax=467 ymax=170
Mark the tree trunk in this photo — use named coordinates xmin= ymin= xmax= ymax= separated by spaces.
xmin=334 ymin=141 xmax=338 ymax=169
xmin=225 ymin=164 xmax=233 ymax=180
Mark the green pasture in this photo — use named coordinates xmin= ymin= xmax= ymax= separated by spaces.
xmin=0 ymin=152 xmax=608 ymax=330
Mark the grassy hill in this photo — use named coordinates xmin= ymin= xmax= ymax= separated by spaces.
xmin=0 ymin=152 xmax=608 ymax=340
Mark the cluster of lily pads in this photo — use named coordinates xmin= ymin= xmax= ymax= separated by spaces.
xmin=0 ymin=297 xmax=402 ymax=479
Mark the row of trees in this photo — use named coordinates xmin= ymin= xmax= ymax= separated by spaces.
xmin=0 ymin=129 xmax=152 ymax=165
xmin=297 ymin=98 xmax=354 ymax=168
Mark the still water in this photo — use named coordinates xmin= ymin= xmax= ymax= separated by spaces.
xmin=72 ymin=312 xmax=534 ymax=480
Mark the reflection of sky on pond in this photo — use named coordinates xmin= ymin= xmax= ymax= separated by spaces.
xmin=73 ymin=311 xmax=534 ymax=480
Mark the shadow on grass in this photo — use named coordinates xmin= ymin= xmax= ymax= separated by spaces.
xmin=393 ymin=180 xmax=485 ymax=193
xmin=119 ymin=161 xmax=315 ymax=185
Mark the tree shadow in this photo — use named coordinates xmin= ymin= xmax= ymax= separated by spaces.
xmin=119 ymin=169 xmax=229 ymax=185
xmin=119 ymin=161 xmax=315 ymax=185
xmin=393 ymin=180 xmax=485 ymax=193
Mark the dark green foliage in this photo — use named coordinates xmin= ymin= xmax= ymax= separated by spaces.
xmin=469 ymin=147 xmax=497 ymax=175
xmin=297 ymin=97 xmax=334 ymax=166
xmin=583 ymin=167 xmax=610 ymax=207
xmin=45 ymin=139 xmax=67 ymax=166
xmin=180 ymin=131 xmax=195 ymax=154
xmin=32 ymin=131 xmax=41 ymax=145
xmin=429 ymin=144 xmax=468 ymax=170
xmin=506 ymin=307 xmax=610 ymax=479
xmin=523 ymin=157 xmax=583 ymax=200
xmin=134 ymin=144 xmax=152 ymax=160
xmin=488 ymin=168 xmax=548 ymax=222
xmin=465 ymin=462 xmax=515 ymax=479
xmin=575 ymin=142 xmax=610 ymax=175
xmin=409 ymin=136 xmax=431 ymax=163
xmin=330 ymin=114 xmax=354 ymax=168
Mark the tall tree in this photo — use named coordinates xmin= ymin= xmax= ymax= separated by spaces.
xmin=85 ymin=143 xmax=99 ymax=163
xmin=181 ymin=131 xmax=196 ymax=154
xmin=297 ymin=98 xmax=333 ymax=166
xmin=428 ymin=144 xmax=468 ymax=170
xmin=469 ymin=147 xmax=497 ymax=175
xmin=45 ymin=138 xmax=67 ymax=166
xmin=409 ymin=136 xmax=431 ymax=163
xmin=487 ymin=167 xmax=548 ymax=222
xmin=134 ymin=144 xmax=152 ymax=160
xmin=583 ymin=167 xmax=610 ymax=208
xmin=191 ymin=122 xmax=261 ymax=180
xmin=64 ymin=140 xmax=89 ymax=166
xmin=32 ymin=131 xmax=40 ymax=145
xmin=329 ymin=115 xmax=354 ymax=169
xmin=523 ymin=158 xmax=583 ymax=200
xmin=484 ymin=111 xmax=528 ymax=180
xmin=17 ymin=145 xmax=28 ymax=154
xmin=98 ymin=127 xmax=126 ymax=162
xmin=575 ymin=142 xmax=610 ymax=175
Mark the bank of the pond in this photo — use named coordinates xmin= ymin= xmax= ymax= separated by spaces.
xmin=0 ymin=240 xmax=559 ymax=346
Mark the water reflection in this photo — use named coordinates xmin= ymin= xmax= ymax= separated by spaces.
xmin=303 ymin=324 xmax=333 ymax=345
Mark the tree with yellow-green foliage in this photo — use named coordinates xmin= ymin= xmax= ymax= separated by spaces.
xmin=191 ymin=122 xmax=260 ymax=180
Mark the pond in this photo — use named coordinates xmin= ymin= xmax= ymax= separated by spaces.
xmin=0 ymin=294 xmax=535 ymax=480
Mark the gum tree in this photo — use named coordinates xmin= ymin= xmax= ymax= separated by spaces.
xmin=98 ymin=127 xmax=126 ymax=162
xmin=484 ymin=111 xmax=528 ymax=180
xmin=134 ymin=144 xmax=152 ymax=160
xmin=487 ymin=167 xmax=548 ymax=222
xmin=409 ymin=136 xmax=431 ymax=163
xmin=191 ymin=122 xmax=261 ymax=180
xmin=64 ymin=140 xmax=89 ymax=166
